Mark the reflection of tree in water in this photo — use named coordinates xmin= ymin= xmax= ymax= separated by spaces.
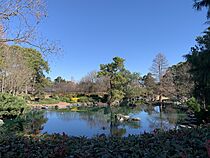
xmin=24 ymin=110 xmax=48 ymax=134
xmin=79 ymin=110 xmax=110 ymax=129
xmin=53 ymin=110 xmax=111 ymax=129
xmin=44 ymin=104 xmax=185 ymax=136
xmin=110 ymin=121 xmax=141 ymax=137
xmin=147 ymin=106 xmax=182 ymax=131
xmin=112 ymin=105 xmax=144 ymax=116
xmin=109 ymin=106 xmax=142 ymax=137
xmin=54 ymin=112 xmax=81 ymax=121
xmin=4 ymin=110 xmax=47 ymax=135
xmin=54 ymin=106 xmax=143 ymax=137
xmin=110 ymin=126 xmax=126 ymax=137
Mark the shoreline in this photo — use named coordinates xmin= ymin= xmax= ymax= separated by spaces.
xmin=29 ymin=102 xmax=70 ymax=109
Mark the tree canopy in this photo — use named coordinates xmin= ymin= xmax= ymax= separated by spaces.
xmin=0 ymin=45 xmax=49 ymax=95
xmin=185 ymin=27 xmax=210 ymax=109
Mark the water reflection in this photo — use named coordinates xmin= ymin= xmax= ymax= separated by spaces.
xmin=3 ymin=110 xmax=47 ymax=135
xmin=39 ymin=105 xmax=185 ymax=137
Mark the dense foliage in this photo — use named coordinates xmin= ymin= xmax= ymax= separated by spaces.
xmin=0 ymin=93 xmax=27 ymax=118
xmin=98 ymin=57 xmax=142 ymax=105
xmin=0 ymin=45 xmax=49 ymax=96
xmin=0 ymin=126 xmax=209 ymax=158
xmin=186 ymin=97 xmax=201 ymax=112
xmin=185 ymin=27 xmax=210 ymax=109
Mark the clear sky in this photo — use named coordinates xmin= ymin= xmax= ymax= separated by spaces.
xmin=39 ymin=0 xmax=207 ymax=81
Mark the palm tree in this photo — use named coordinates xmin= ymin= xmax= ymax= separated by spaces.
xmin=194 ymin=0 xmax=210 ymax=19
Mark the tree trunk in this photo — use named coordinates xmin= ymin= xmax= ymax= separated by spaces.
xmin=1 ymin=76 xmax=4 ymax=93
xmin=25 ymin=85 xmax=28 ymax=94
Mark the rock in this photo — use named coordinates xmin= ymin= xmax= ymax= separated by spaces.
xmin=0 ymin=119 xmax=4 ymax=126
xmin=116 ymin=114 xmax=130 ymax=121
xmin=41 ymin=106 xmax=48 ymax=110
xmin=115 ymin=114 xmax=140 ymax=122
xmin=83 ymin=103 xmax=87 ymax=106
xmin=130 ymin=117 xmax=140 ymax=121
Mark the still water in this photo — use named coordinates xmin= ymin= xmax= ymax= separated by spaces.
xmin=41 ymin=105 xmax=185 ymax=137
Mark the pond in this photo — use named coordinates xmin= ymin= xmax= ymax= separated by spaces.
xmin=40 ymin=105 xmax=186 ymax=137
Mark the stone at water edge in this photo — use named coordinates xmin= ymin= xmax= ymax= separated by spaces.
xmin=0 ymin=119 xmax=4 ymax=126
xmin=130 ymin=117 xmax=141 ymax=121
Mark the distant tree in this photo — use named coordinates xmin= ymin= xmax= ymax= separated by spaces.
xmin=123 ymin=70 xmax=143 ymax=99
xmin=161 ymin=69 xmax=176 ymax=99
xmin=150 ymin=53 xmax=169 ymax=101
xmin=166 ymin=62 xmax=194 ymax=101
xmin=79 ymin=71 xmax=109 ymax=93
xmin=49 ymin=76 xmax=79 ymax=94
xmin=54 ymin=76 xmax=66 ymax=84
xmin=79 ymin=71 xmax=98 ymax=93
xmin=143 ymin=73 xmax=157 ymax=100
xmin=150 ymin=53 xmax=168 ymax=82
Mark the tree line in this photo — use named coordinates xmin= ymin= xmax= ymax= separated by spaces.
xmin=46 ymin=54 xmax=194 ymax=106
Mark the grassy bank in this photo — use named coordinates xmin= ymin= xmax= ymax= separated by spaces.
xmin=0 ymin=126 xmax=209 ymax=158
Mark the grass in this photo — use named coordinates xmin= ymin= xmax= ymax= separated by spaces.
xmin=32 ymin=98 xmax=60 ymax=105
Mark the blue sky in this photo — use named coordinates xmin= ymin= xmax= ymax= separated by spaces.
xmin=40 ymin=0 xmax=207 ymax=81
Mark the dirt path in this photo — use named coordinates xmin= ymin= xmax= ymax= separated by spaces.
xmin=30 ymin=102 xmax=70 ymax=109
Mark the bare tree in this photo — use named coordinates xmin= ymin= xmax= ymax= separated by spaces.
xmin=79 ymin=71 xmax=109 ymax=94
xmin=150 ymin=53 xmax=169 ymax=102
xmin=0 ymin=45 xmax=32 ymax=94
xmin=0 ymin=0 xmax=59 ymax=54
xmin=150 ymin=53 xmax=168 ymax=82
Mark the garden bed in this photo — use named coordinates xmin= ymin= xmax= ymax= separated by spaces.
xmin=0 ymin=126 xmax=209 ymax=158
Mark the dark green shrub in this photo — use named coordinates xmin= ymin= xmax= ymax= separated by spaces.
xmin=101 ymin=94 xmax=109 ymax=103
xmin=59 ymin=96 xmax=72 ymax=103
xmin=0 ymin=93 xmax=28 ymax=118
xmin=51 ymin=95 xmax=60 ymax=100
xmin=89 ymin=94 xmax=102 ymax=102
xmin=77 ymin=93 xmax=85 ymax=97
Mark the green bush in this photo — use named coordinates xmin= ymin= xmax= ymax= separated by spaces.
xmin=186 ymin=97 xmax=201 ymax=112
xmin=22 ymin=95 xmax=32 ymax=101
xmin=51 ymin=95 xmax=60 ymax=100
xmin=51 ymin=95 xmax=75 ymax=103
xmin=0 ymin=93 xmax=28 ymax=118
xmin=78 ymin=96 xmax=92 ymax=103
xmin=59 ymin=96 xmax=73 ymax=103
